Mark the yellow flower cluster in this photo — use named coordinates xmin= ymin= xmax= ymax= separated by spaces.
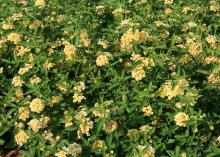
xmin=30 ymin=98 xmax=45 ymax=113
xmin=2 ymin=23 xmax=14 ymax=30
xmin=12 ymin=76 xmax=24 ymax=87
xmin=29 ymin=75 xmax=41 ymax=85
xmin=103 ymin=120 xmax=118 ymax=133
xmin=137 ymin=145 xmax=155 ymax=157
xmin=63 ymin=43 xmax=76 ymax=61
xmin=15 ymin=130 xmax=29 ymax=146
xmin=80 ymin=30 xmax=91 ymax=47
xmin=72 ymin=93 xmax=86 ymax=103
xmin=77 ymin=120 xmax=93 ymax=138
xmin=131 ymin=66 xmax=145 ymax=81
xmin=35 ymin=0 xmax=45 ymax=7
xmin=207 ymin=66 xmax=220 ymax=84
xmin=164 ymin=0 xmax=173 ymax=5
xmin=142 ymin=106 xmax=154 ymax=116
xmin=18 ymin=63 xmax=33 ymax=75
xmin=13 ymin=46 xmax=30 ymax=57
xmin=186 ymin=38 xmax=202 ymax=57
xmin=205 ymin=35 xmax=217 ymax=48
xmin=7 ymin=33 xmax=21 ymax=44
xmin=174 ymin=112 xmax=189 ymax=127
xmin=120 ymin=29 xmax=150 ymax=51
xmin=28 ymin=119 xmax=42 ymax=132
xmin=160 ymin=79 xmax=189 ymax=100
xmin=96 ymin=54 xmax=109 ymax=66
xmin=92 ymin=140 xmax=104 ymax=149
xmin=55 ymin=143 xmax=82 ymax=157
xmin=18 ymin=107 xmax=30 ymax=121
xmin=97 ymin=39 xmax=108 ymax=49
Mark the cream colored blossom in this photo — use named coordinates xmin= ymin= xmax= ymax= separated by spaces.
xmin=164 ymin=8 xmax=173 ymax=14
xmin=51 ymin=96 xmax=63 ymax=104
xmin=28 ymin=119 xmax=42 ymax=132
xmin=175 ymin=102 xmax=182 ymax=109
xmin=14 ymin=46 xmax=30 ymax=57
xmin=12 ymin=76 xmax=24 ymax=87
xmin=35 ymin=0 xmax=45 ymax=7
xmin=74 ymin=82 xmax=86 ymax=92
xmin=75 ymin=109 xmax=88 ymax=121
xmin=183 ymin=6 xmax=190 ymax=13
xmin=55 ymin=150 xmax=67 ymax=157
xmin=142 ymin=106 xmax=153 ymax=116
xmin=205 ymin=35 xmax=217 ymax=48
xmin=73 ymin=94 xmax=86 ymax=103
xmin=0 ymin=67 xmax=3 ymax=74
xmin=2 ymin=23 xmax=14 ymax=30
xmin=57 ymin=82 xmax=69 ymax=93
xmin=40 ymin=115 xmax=50 ymax=128
xmin=174 ymin=112 xmax=189 ymax=127
xmin=97 ymin=39 xmax=108 ymax=49
xmin=96 ymin=55 xmax=109 ymax=66
xmin=186 ymin=38 xmax=202 ymax=56
xmin=43 ymin=60 xmax=53 ymax=70
xmin=15 ymin=130 xmax=29 ymax=146
xmin=64 ymin=44 xmax=76 ymax=61
xmin=66 ymin=143 xmax=82 ymax=156
xmin=30 ymin=98 xmax=45 ymax=113
xmin=160 ymin=80 xmax=188 ymax=100
xmin=29 ymin=75 xmax=41 ymax=85
xmin=131 ymin=66 xmax=145 ymax=81
xmin=164 ymin=0 xmax=173 ymax=4
xmin=80 ymin=30 xmax=91 ymax=47
xmin=217 ymin=136 xmax=220 ymax=144
xmin=103 ymin=120 xmax=117 ymax=133
xmin=92 ymin=140 xmax=104 ymax=149
xmin=7 ymin=33 xmax=21 ymax=44
xmin=120 ymin=29 xmax=149 ymax=51
xmin=77 ymin=119 xmax=93 ymax=138
xmin=210 ymin=5 xmax=219 ymax=12
xmin=18 ymin=107 xmax=30 ymax=121
xmin=138 ymin=145 xmax=155 ymax=157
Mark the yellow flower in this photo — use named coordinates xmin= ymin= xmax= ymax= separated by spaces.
xmin=43 ymin=60 xmax=53 ymax=70
xmin=103 ymin=120 xmax=117 ymax=133
xmin=66 ymin=143 xmax=82 ymax=156
xmin=15 ymin=130 xmax=29 ymax=146
xmin=164 ymin=0 xmax=173 ymax=5
xmin=12 ymin=76 xmax=24 ymax=87
xmin=77 ymin=119 xmax=93 ymax=138
xmin=29 ymin=75 xmax=41 ymax=85
xmin=72 ymin=94 xmax=86 ymax=103
xmin=74 ymin=82 xmax=86 ymax=92
xmin=80 ymin=30 xmax=91 ymax=47
xmin=55 ymin=150 xmax=67 ymax=157
xmin=64 ymin=44 xmax=76 ymax=61
xmin=96 ymin=55 xmax=109 ymax=66
xmin=28 ymin=119 xmax=42 ymax=132
xmin=35 ymin=0 xmax=45 ymax=7
xmin=30 ymin=98 xmax=45 ymax=113
xmin=131 ymin=66 xmax=145 ymax=81
xmin=7 ymin=33 xmax=21 ymax=44
xmin=0 ymin=67 xmax=3 ymax=74
xmin=142 ymin=106 xmax=153 ymax=116
xmin=18 ymin=107 xmax=30 ymax=121
xmin=174 ymin=112 xmax=189 ymax=127
xmin=14 ymin=46 xmax=30 ymax=57
xmin=92 ymin=140 xmax=104 ymax=149
xmin=2 ymin=23 xmax=14 ymax=30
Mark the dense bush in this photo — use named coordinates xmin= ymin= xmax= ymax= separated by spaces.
xmin=0 ymin=0 xmax=220 ymax=156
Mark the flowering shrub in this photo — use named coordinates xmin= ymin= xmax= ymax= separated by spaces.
xmin=0 ymin=0 xmax=220 ymax=156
